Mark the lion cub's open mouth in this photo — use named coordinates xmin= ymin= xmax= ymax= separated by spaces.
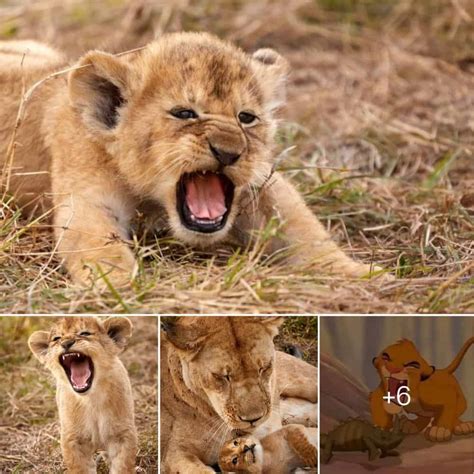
xmin=59 ymin=352 xmax=94 ymax=393
xmin=387 ymin=377 xmax=409 ymax=405
xmin=177 ymin=171 xmax=234 ymax=233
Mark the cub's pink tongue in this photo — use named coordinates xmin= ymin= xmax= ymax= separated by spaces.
xmin=186 ymin=174 xmax=227 ymax=220
xmin=70 ymin=359 xmax=91 ymax=388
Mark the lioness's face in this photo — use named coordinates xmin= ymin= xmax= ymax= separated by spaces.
xmin=69 ymin=33 xmax=287 ymax=245
xmin=28 ymin=317 xmax=132 ymax=395
xmin=373 ymin=339 xmax=433 ymax=403
xmin=165 ymin=317 xmax=282 ymax=430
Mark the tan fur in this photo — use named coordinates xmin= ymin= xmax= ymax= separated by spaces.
xmin=28 ymin=317 xmax=137 ymax=473
xmin=219 ymin=425 xmax=317 ymax=474
xmin=370 ymin=337 xmax=474 ymax=442
xmin=160 ymin=316 xmax=316 ymax=473
xmin=0 ymin=32 xmax=381 ymax=286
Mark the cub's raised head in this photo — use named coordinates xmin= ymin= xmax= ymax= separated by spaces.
xmin=68 ymin=32 xmax=288 ymax=245
xmin=372 ymin=339 xmax=434 ymax=403
xmin=163 ymin=316 xmax=283 ymax=430
xmin=219 ymin=436 xmax=262 ymax=473
xmin=28 ymin=317 xmax=132 ymax=394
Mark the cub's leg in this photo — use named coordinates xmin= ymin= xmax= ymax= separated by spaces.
xmin=52 ymin=172 xmax=136 ymax=286
xmin=424 ymin=389 xmax=457 ymax=441
xmin=239 ymin=172 xmax=382 ymax=278
xmin=62 ymin=434 xmax=96 ymax=473
xmin=107 ymin=435 xmax=137 ymax=474
xmin=286 ymin=425 xmax=317 ymax=467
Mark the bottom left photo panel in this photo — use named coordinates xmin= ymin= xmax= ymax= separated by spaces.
xmin=0 ymin=315 xmax=158 ymax=473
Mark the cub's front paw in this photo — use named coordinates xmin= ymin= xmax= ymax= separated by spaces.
xmin=424 ymin=426 xmax=452 ymax=442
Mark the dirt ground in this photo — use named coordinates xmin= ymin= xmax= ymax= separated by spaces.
xmin=0 ymin=0 xmax=473 ymax=313
xmin=0 ymin=316 xmax=158 ymax=473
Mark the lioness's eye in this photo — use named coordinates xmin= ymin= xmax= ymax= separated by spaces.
xmin=238 ymin=111 xmax=257 ymax=125
xmin=233 ymin=440 xmax=239 ymax=446
xmin=170 ymin=108 xmax=198 ymax=120
xmin=79 ymin=331 xmax=91 ymax=337
xmin=52 ymin=336 xmax=61 ymax=342
xmin=232 ymin=457 xmax=238 ymax=465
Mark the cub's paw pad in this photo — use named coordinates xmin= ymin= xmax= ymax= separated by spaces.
xmin=425 ymin=426 xmax=452 ymax=442
xmin=454 ymin=421 xmax=474 ymax=435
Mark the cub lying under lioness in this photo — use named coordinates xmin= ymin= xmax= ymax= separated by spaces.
xmin=219 ymin=425 xmax=317 ymax=474
xmin=28 ymin=317 xmax=137 ymax=473
xmin=0 ymin=33 xmax=383 ymax=286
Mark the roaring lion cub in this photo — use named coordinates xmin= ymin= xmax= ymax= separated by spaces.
xmin=219 ymin=425 xmax=317 ymax=474
xmin=160 ymin=316 xmax=317 ymax=473
xmin=28 ymin=317 xmax=137 ymax=473
xmin=0 ymin=33 xmax=380 ymax=285
xmin=370 ymin=337 xmax=474 ymax=442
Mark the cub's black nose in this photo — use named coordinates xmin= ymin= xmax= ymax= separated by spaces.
xmin=244 ymin=444 xmax=256 ymax=453
xmin=210 ymin=144 xmax=240 ymax=166
xmin=61 ymin=339 xmax=75 ymax=350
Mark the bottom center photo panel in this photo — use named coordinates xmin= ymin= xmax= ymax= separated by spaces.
xmin=159 ymin=315 xmax=318 ymax=474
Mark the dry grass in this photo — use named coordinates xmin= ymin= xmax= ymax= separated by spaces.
xmin=0 ymin=0 xmax=473 ymax=313
xmin=0 ymin=316 xmax=158 ymax=473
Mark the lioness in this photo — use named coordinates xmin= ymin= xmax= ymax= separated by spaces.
xmin=370 ymin=337 xmax=474 ymax=442
xmin=28 ymin=317 xmax=137 ymax=473
xmin=0 ymin=33 xmax=381 ymax=286
xmin=219 ymin=425 xmax=317 ymax=474
xmin=160 ymin=316 xmax=317 ymax=473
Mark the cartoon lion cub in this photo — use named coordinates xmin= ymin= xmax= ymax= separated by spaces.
xmin=28 ymin=317 xmax=137 ymax=473
xmin=370 ymin=337 xmax=474 ymax=442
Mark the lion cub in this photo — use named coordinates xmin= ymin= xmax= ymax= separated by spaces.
xmin=219 ymin=425 xmax=316 ymax=474
xmin=28 ymin=317 xmax=137 ymax=474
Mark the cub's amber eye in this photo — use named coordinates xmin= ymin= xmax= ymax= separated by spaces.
xmin=79 ymin=331 xmax=91 ymax=337
xmin=170 ymin=108 xmax=198 ymax=120
xmin=233 ymin=440 xmax=239 ymax=446
xmin=52 ymin=336 xmax=61 ymax=342
xmin=232 ymin=456 xmax=238 ymax=465
xmin=238 ymin=111 xmax=257 ymax=125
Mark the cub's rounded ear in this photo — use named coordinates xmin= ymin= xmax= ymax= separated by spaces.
xmin=251 ymin=48 xmax=289 ymax=111
xmin=69 ymin=51 xmax=133 ymax=135
xmin=103 ymin=317 xmax=133 ymax=351
xmin=28 ymin=331 xmax=50 ymax=363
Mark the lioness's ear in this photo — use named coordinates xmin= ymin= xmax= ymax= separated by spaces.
xmin=28 ymin=331 xmax=50 ymax=363
xmin=103 ymin=317 xmax=133 ymax=351
xmin=257 ymin=316 xmax=285 ymax=338
xmin=252 ymin=48 xmax=289 ymax=110
xmin=69 ymin=51 xmax=132 ymax=134
xmin=161 ymin=317 xmax=208 ymax=354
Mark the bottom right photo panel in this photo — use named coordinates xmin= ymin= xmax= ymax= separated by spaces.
xmin=319 ymin=315 xmax=474 ymax=474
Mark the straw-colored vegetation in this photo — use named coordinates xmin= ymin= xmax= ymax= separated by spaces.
xmin=0 ymin=316 xmax=158 ymax=473
xmin=0 ymin=0 xmax=473 ymax=313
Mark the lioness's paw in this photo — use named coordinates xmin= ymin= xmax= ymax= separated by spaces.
xmin=425 ymin=426 xmax=452 ymax=442
xmin=454 ymin=421 xmax=474 ymax=435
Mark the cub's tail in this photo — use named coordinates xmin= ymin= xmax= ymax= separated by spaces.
xmin=444 ymin=337 xmax=474 ymax=374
